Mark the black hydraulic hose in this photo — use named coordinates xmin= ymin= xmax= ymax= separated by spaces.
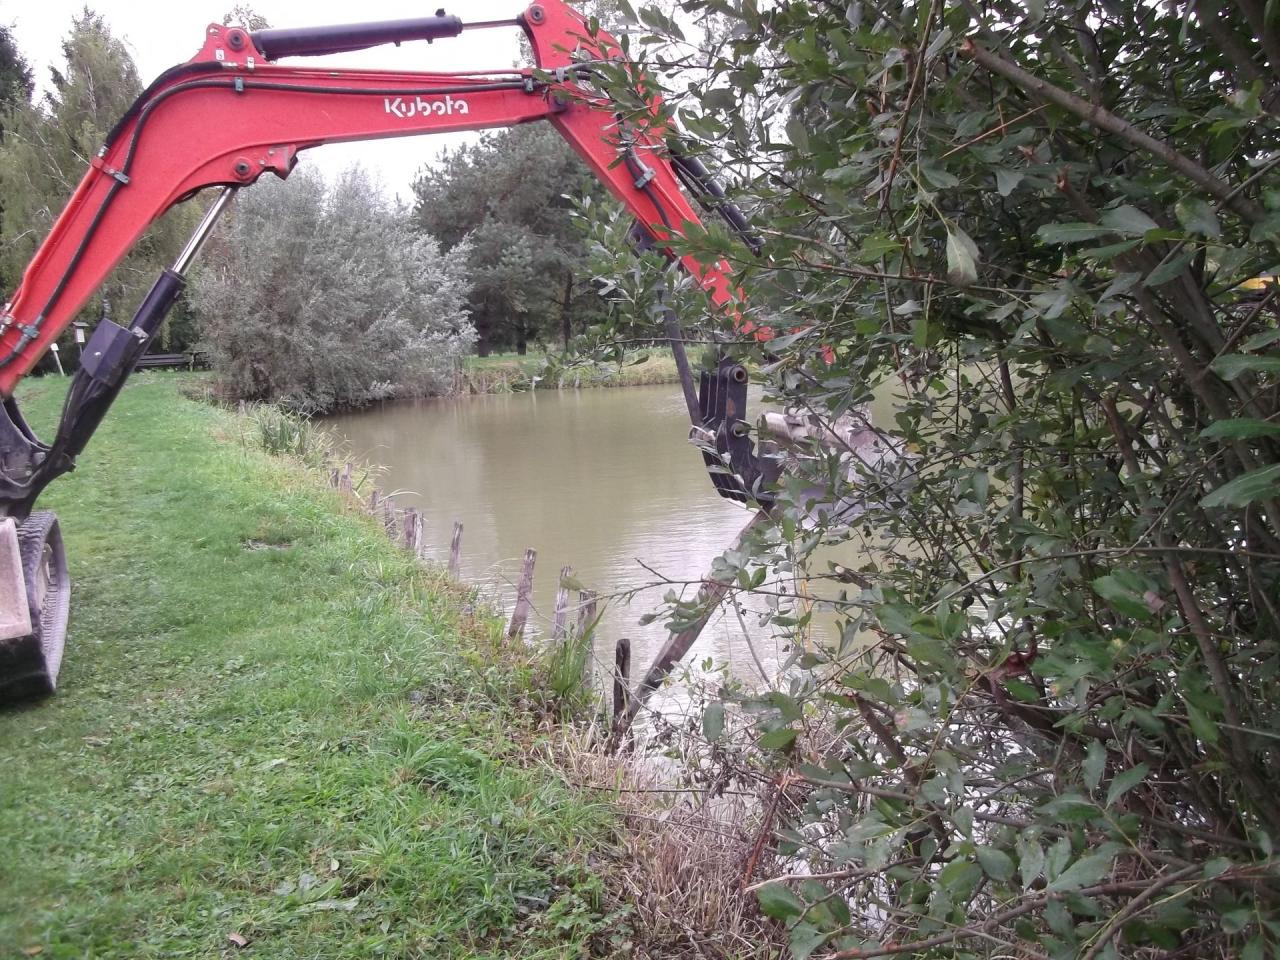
xmin=101 ymin=61 xmax=224 ymax=153
xmin=669 ymin=149 xmax=762 ymax=255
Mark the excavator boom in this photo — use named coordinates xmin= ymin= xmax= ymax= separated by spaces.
xmin=0 ymin=1 xmax=775 ymax=701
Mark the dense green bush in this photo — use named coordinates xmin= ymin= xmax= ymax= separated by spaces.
xmin=190 ymin=166 xmax=474 ymax=412
xmin=585 ymin=0 xmax=1280 ymax=956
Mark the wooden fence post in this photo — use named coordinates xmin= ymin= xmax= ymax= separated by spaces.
xmin=507 ymin=548 xmax=537 ymax=638
xmin=402 ymin=508 xmax=418 ymax=552
xmin=612 ymin=637 xmax=631 ymax=724
xmin=411 ymin=510 xmax=425 ymax=556
xmin=341 ymin=462 xmax=354 ymax=494
xmin=551 ymin=565 xmax=574 ymax=640
xmin=576 ymin=588 xmax=598 ymax=639
xmin=369 ymin=488 xmax=382 ymax=515
xmin=448 ymin=521 xmax=463 ymax=576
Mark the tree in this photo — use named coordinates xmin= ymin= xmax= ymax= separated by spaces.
xmin=0 ymin=23 xmax=33 ymax=294
xmin=0 ymin=24 xmax=32 ymax=130
xmin=585 ymin=2 xmax=1280 ymax=956
xmin=190 ymin=165 xmax=474 ymax=411
xmin=0 ymin=9 xmax=196 ymax=339
xmin=412 ymin=123 xmax=608 ymax=355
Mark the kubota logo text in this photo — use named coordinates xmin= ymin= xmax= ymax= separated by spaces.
xmin=383 ymin=96 xmax=470 ymax=119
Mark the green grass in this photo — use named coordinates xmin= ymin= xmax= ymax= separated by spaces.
xmin=0 ymin=373 xmax=617 ymax=959
xmin=458 ymin=351 xmax=681 ymax=394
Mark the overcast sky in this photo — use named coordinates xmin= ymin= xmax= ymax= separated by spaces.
xmin=1 ymin=0 xmax=532 ymax=202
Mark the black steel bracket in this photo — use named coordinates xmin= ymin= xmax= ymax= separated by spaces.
xmin=695 ymin=358 xmax=778 ymax=505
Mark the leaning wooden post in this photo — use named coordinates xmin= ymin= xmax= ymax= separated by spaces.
xmin=369 ymin=487 xmax=382 ymax=516
xmin=576 ymin=588 xmax=598 ymax=640
xmin=507 ymin=548 xmax=537 ymax=637
xmin=448 ymin=521 xmax=463 ymax=576
xmin=620 ymin=509 xmax=771 ymax=732
xmin=551 ymin=565 xmax=574 ymax=640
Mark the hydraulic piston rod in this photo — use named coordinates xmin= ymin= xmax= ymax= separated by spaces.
xmin=173 ymin=187 xmax=237 ymax=276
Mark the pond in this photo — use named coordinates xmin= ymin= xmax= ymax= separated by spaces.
xmin=324 ymin=384 xmax=800 ymax=712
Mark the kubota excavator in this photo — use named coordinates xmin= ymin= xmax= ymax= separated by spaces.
xmin=0 ymin=1 xmax=778 ymax=702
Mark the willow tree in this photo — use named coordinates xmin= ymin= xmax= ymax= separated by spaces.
xmin=0 ymin=10 xmax=195 ymax=334
xmin=586 ymin=1 xmax=1280 ymax=956
xmin=190 ymin=166 xmax=475 ymax=411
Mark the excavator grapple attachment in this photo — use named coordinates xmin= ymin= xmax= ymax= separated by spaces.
xmin=695 ymin=359 xmax=779 ymax=505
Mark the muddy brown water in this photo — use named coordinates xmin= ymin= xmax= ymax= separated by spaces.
xmin=324 ymin=384 xmax=811 ymax=712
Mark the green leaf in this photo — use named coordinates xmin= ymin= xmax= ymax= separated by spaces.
xmin=785 ymin=114 xmax=810 ymax=154
xmin=1105 ymin=763 xmax=1149 ymax=807
xmin=788 ymin=922 xmax=829 ymax=960
xmin=1242 ymin=936 xmax=1265 ymax=960
xmin=1092 ymin=574 xmax=1153 ymax=620
xmin=857 ymin=233 xmax=902 ymax=262
xmin=1082 ymin=740 xmax=1106 ymax=791
xmin=946 ymin=226 xmax=980 ymax=285
xmin=1004 ymin=678 xmax=1040 ymax=702
xmin=1046 ymin=850 xmax=1114 ymax=892
xmin=1201 ymin=418 xmax=1280 ymax=440
xmin=996 ymin=168 xmax=1023 ymax=197
xmin=703 ymin=702 xmax=725 ymax=741
xmin=756 ymin=882 xmax=806 ymax=921
xmin=1240 ymin=328 xmax=1280 ymax=352
xmin=1100 ymin=204 xmax=1160 ymax=235
xmin=1201 ymin=464 xmax=1280 ymax=508
xmin=938 ymin=859 xmax=983 ymax=899
xmin=1185 ymin=702 xmax=1220 ymax=745
xmin=1221 ymin=907 xmax=1253 ymax=934
xmin=1210 ymin=354 xmax=1280 ymax=380
xmin=758 ymin=727 xmax=799 ymax=750
xmin=921 ymin=163 xmax=959 ymax=189
xmin=1144 ymin=249 xmax=1196 ymax=287
xmin=1018 ymin=838 xmax=1045 ymax=889
xmin=976 ymin=846 xmax=1015 ymax=882
xmin=1037 ymin=222 xmax=1112 ymax=244
xmin=1176 ymin=197 xmax=1222 ymax=237
xmin=1202 ymin=857 xmax=1232 ymax=880
xmin=1080 ymin=238 xmax=1144 ymax=260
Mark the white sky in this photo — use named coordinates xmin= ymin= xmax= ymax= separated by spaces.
xmin=0 ymin=0 xmax=531 ymax=202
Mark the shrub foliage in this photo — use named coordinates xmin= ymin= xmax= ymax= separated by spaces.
xmin=585 ymin=0 xmax=1280 ymax=956
xmin=191 ymin=166 xmax=474 ymax=412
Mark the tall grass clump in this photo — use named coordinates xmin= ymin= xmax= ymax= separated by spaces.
xmin=241 ymin=402 xmax=335 ymax=469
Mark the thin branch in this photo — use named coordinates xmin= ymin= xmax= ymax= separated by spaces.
xmin=962 ymin=39 xmax=1266 ymax=225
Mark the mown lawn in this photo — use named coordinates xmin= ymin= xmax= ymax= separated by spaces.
xmin=0 ymin=374 xmax=615 ymax=959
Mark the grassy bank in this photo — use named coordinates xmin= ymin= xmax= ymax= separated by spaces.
xmin=456 ymin=351 xmax=680 ymax=394
xmin=0 ymin=374 xmax=616 ymax=959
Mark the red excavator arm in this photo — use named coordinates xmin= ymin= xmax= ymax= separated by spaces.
xmin=0 ymin=1 xmax=783 ymax=701
xmin=0 ymin=1 xmax=776 ymax=521
xmin=0 ymin=2 xmax=738 ymax=395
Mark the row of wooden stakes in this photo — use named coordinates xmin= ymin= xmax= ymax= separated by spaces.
xmin=326 ymin=460 xmax=636 ymax=728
